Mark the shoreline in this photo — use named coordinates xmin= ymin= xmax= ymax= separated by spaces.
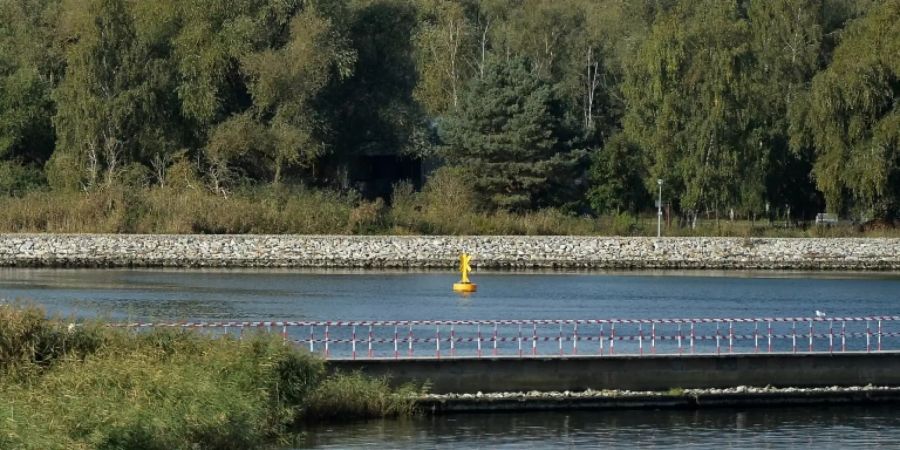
xmin=417 ymin=386 xmax=900 ymax=414
xmin=1 ymin=234 xmax=899 ymax=270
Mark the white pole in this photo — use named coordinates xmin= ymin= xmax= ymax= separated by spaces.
xmin=657 ymin=179 xmax=663 ymax=238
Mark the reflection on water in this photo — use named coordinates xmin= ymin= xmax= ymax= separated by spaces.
xmin=1 ymin=268 xmax=899 ymax=322
xmin=299 ymin=405 xmax=900 ymax=449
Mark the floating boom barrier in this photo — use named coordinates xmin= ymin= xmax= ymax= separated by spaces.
xmin=107 ymin=315 xmax=900 ymax=360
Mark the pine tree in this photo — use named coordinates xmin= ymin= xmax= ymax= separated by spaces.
xmin=440 ymin=56 xmax=583 ymax=210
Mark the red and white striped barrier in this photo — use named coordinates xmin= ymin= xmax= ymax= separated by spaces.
xmin=110 ymin=315 xmax=900 ymax=360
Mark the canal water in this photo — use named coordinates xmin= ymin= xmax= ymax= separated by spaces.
xmin=1 ymin=268 xmax=898 ymax=321
xmin=2 ymin=268 xmax=899 ymax=448
xmin=299 ymin=405 xmax=900 ymax=449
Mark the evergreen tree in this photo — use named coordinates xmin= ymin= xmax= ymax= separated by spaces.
xmin=587 ymin=133 xmax=647 ymax=214
xmin=440 ymin=56 xmax=583 ymax=210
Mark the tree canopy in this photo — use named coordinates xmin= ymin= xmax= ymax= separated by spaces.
xmin=797 ymin=0 xmax=900 ymax=219
xmin=0 ymin=0 xmax=896 ymax=221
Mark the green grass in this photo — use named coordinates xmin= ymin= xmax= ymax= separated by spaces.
xmin=304 ymin=372 xmax=420 ymax=421
xmin=0 ymin=305 xmax=419 ymax=450
xmin=0 ymin=176 xmax=895 ymax=237
xmin=667 ymin=387 xmax=685 ymax=397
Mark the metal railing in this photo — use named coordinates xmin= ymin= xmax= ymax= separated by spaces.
xmin=111 ymin=315 xmax=900 ymax=360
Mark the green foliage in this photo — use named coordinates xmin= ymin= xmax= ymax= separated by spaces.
xmin=388 ymin=167 xmax=603 ymax=235
xmin=441 ymin=56 xmax=584 ymax=210
xmin=304 ymin=371 xmax=419 ymax=421
xmin=667 ymin=387 xmax=685 ymax=396
xmin=0 ymin=305 xmax=419 ymax=449
xmin=623 ymin=0 xmax=754 ymax=218
xmin=241 ymin=7 xmax=356 ymax=184
xmin=412 ymin=0 xmax=478 ymax=115
xmin=53 ymin=0 xmax=176 ymax=188
xmin=0 ymin=160 xmax=45 ymax=196
xmin=747 ymin=0 xmax=826 ymax=218
xmin=0 ymin=0 xmax=62 ymax=164
xmin=0 ymin=0 xmax=894 ymax=225
xmin=0 ymin=184 xmax=363 ymax=234
xmin=321 ymin=0 xmax=423 ymax=161
xmin=799 ymin=0 xmax=900 ymax=219
xmin=0 ymin=304 xmax=104 ymax=376
xmin=588 ymin=133 xmax=647 ymax=214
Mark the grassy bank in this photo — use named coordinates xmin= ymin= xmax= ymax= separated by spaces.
xmin=0 ymin=171 xmax=896 ymax=237
xmin=0 ymin=305 xmax=418 ymax=450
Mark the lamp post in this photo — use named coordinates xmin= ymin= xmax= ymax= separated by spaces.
xmin=657 ymin=179 xmax=663 ymax=238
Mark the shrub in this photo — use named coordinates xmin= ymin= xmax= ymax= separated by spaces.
xmin=0 ymin=306 xmax=420 ymax=450
xmin=303 ymin=371 xmax=419 ymax=421
xmin=0 ymin=160 xmax=45 ymax=197
xmin=0 ymin=304 xmax=106 ymax=375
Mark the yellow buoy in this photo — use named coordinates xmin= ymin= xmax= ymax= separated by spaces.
xmin=452 ymin=252 xmax=477 ymax=293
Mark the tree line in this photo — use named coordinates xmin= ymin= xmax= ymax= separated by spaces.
xmin=1 ymin=0 xmax=897 ymax=223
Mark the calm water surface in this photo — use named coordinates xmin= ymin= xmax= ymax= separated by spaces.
xmin=3 ymin=269 xmax=900 ymax=448
xmin=1 ymin=269 xmax=898 ymax=321
xmin=299 ymin=405 xmax=900 ymax=449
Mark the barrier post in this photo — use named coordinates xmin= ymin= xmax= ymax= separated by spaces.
xmin=639 ymin=323 xmax=643 ymax=356
xmin=767 ymin=321 xmax=772 ymax=353
xmin=791 ymin=321 xmax=797 ymax=353
xmin=828 ymin=320 xmax=833 ymax=353
xmin=477 ymin=324 xmax=482 ymax=358
xmin=754 ymin=321 xmax=759 ymax=353
xmin=610 ymin=323 xmax=616 ymax=355
xmin=324 ymin=325 xmax=330 ymax=359
xmin=600 ymin=324 xmax=605 ymax=355
xmin=866 ymin=320 xmax=871 ymax=352
xmin=715 ymin=322 xmax=721 ymax=355
xmin=309 ymin=325 xmax=315 ymax=353
xmin=436 ymin=325 xmax=440 ymax=359
xmin=728 ymin=321 xmax=733 ymax=353
xmin=878 ymin=320 xmax=882 ymax=351
xmin=558 ymin=323 xmax=563 ymax=356
xmin=351 ymin=325 xmax=357 ymax=360
xmin=393 ymin=325 xmax=399 ymax=359
xmin=408 ymin=324 xmax=413 ymax=357
xmin=518 ymin=324 xmax=523 ymax=357
xmin=493 ymin=323 xmax=498 ymax=356
xmin=450 ymin=324 xmax=455 ymax=357
xmin=368 ymin=325 xmax=373 ymax=358
xmin=690 ymin=322 xmax=695 ymax=354
xmin=573 ymin=322 xmax=578 ymax=355
xmin=532 ymin=322 xmax=537 ymax=356
xmin=841 ymin=321 xmax=846 ymax=352
xmin=677 ymin=323 xmax=683 ymax=355
xmin=651 ymin=322 xmax=656 ymax=355
xmin=808 ymin=320 xmax=813 ymax=352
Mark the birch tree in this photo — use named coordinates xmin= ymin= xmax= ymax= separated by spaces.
xmin=799 ymin=0 xmax=900 ymax=219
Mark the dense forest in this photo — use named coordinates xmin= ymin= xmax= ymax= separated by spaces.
xmin=0 ymin=0 xmax=897 ymax=234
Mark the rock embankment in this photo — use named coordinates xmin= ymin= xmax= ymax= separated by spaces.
xmin=418 ymin=385 xmax=900 ymax=413
xmin=0 ymin=234 xmax=898 ymax=270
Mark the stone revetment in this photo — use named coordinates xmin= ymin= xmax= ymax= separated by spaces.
xmin=0 ymin=234 xmax=898 ymax=270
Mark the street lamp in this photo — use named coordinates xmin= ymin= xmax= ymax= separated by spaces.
xmin=656 ymin=179 xmax=664 ymax=238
